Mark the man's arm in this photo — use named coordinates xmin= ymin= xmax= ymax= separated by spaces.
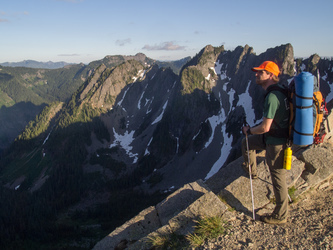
xmin=242 ymin=117 xmax=273 ymax=135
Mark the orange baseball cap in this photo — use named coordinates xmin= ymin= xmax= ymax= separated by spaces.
xmin=252 ymin=61 xmax=280 ymax=76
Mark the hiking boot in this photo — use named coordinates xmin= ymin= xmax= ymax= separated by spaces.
xmin=242 ymin=162 xmax=258 ymax=179
xmin=260 ymin=213 xmax=287 ymax=225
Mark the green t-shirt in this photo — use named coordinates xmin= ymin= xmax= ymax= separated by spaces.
xmin=263 ymin=84 xmax=289 ymax=145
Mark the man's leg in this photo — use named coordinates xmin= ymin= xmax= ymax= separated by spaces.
xmin=264 ymin=144 xmax=288 ymax=223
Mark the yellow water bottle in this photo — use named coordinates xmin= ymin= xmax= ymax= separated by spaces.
xmin=283 ymin=146 xmax=292 ymax=170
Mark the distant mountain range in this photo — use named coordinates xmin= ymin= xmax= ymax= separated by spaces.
xmin=0 ymin=60 xmax=72 ymax=69
xmin=0 ymin=56 xmax=191 ymax=73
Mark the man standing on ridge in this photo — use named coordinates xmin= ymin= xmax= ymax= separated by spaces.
xmin=242 ymin=61 xmax=289 ymax=224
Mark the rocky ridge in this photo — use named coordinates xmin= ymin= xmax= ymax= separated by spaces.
xmin=93 ymin=110 xmax=333 ymax=249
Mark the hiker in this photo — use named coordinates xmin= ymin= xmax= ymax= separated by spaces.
xmin=241 ymin=61 xmax=289 ymax=225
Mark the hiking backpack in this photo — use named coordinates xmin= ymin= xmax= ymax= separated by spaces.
xmin=266 ymin=71 xmax=329 ymax=146
xmin=312 ymin=83 xmax=329 ymax=144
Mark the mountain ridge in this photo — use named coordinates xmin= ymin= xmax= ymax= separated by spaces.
xmin=0 ymin=60 xmax=71 ymax=69
xmin=1 ymin=43 xmax=333 ymax=248
xmin=0 ymin=53 xmax=186 ymax=153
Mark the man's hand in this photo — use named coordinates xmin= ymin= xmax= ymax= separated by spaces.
xmin=242 ymin=125 xmax=250 ymax=135
xmin=242 ymin=118 xmax=273 ymax=136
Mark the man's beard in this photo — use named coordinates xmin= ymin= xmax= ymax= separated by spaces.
xmin=256 ymin=78 xmax=269 ymax=86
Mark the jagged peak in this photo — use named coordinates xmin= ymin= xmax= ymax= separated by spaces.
xmin=202 ymin=44 xmax=215 ymax=53
xmin=78 ymin=59 xmax=149 ymax=110
xmin=309 ymin=54 xmax=321 ymax=64
xmin=179 ymin=45 xmax=226 ymax=94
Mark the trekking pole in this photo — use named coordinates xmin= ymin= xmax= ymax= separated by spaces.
xmin=243 ymin=118 xmax=256 ymax=220
xmin=317 ymin=69 xmax=320 ymax=89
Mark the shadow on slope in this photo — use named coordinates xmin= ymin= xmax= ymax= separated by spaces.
xmin=0 ymin=101 xmax=46 ymax=153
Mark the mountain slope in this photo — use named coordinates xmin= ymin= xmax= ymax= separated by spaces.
xmin=0 ymin=64 xmax=89 ymax=152
xmin=1 ymin=44 xmax=333 ymax=249
xmin=0 ymin=54 xmax=187 ymax=153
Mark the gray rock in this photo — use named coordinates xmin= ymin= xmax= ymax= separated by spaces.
xmin=92 ymin=206 xmax=160 ymax=250
xmin=156 ymin=179 xmax=210 ymax=226
xmin=297 ymin=144 xmax=333 ymax=190
xmin=130 ymin=191 xmax=227 ymax=250
xmin=93 ymin=179 xmax=222 ymax=250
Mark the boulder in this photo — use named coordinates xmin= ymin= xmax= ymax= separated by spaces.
xmin=92 ymin=206 xmax=161 ymax=250
xmin=130 ymin=191 xmax=227 ymax=250
xmin=93 ymin=179 xmax=227 ymax=250
xmin=295 ymin=144 xmax=333 ymax=195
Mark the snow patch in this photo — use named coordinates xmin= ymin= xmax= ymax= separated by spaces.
xmin=210 ymin=66 xmax=217 ymax=75
xmin=168 ymin=80 xmax=177 ymax=93
xmin=137 ymin=84 xmax=148 ymax=109
xmin=192 ymin=126 xmax=202 ymax=140
xmin=117 ymin=87 xmax=129 ymax=107
xmin=325 ymin=81 xmax=333 ymax=103
xmin=175 ymin=137 xmax=179 ymax=154
xmin=144 ymin=137 xmax=153 ymax=156
xmin=205 ymin=124 xmax=233 ymax=180
xmin=132 ymin=69 xmax=146 ymax=82
xmin=152 ymin=100 xmax=168 ymax=125
xmin=145 ymin=97 xmax=154 ymax=114
xmin=215 ymin=61 xmax=223 ymax=75
xmin=163 ymin=186 xmax=175 ymax=193
xmin=43 ymin=126 xmax=54 ymax=145
xmin=223 ymin=82 xmax=229 ymax=91
xmin=228 ymin=88 xmax=235 ymax=112
xmin=220 ymin=70 xmax=228 ymax=81
xmin=204 ymin=113 xmax=224 ymax=149
xmin=237 ymin=80 xmax=256 ymax=126
xmin=43 ymin=131 xmax=51 ymax=145
xmin=110 ymin=128 xmax=138 ymax=163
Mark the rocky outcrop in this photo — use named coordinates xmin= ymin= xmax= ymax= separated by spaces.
xmin=207 ymin=106 xmax=333 ymax=215
xmin=93 ymin=109 xmax=333 ymax=249
xmin=93 ymin=180 xmax=228 ymax=250
xmin=206 ymin=142 xmax=333 ymax=215
xmin=93 ymin=145 xmax=333 ymax=249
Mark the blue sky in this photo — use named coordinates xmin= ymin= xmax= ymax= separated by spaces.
xmin=1 ymin=0 xmax=332 ymax=64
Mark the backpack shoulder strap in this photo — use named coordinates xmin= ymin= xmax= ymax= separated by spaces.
xmin=264 ymin=84 xmax=290 ymax=139
xmin=264 ymin=84 xmax=289 ymax=99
